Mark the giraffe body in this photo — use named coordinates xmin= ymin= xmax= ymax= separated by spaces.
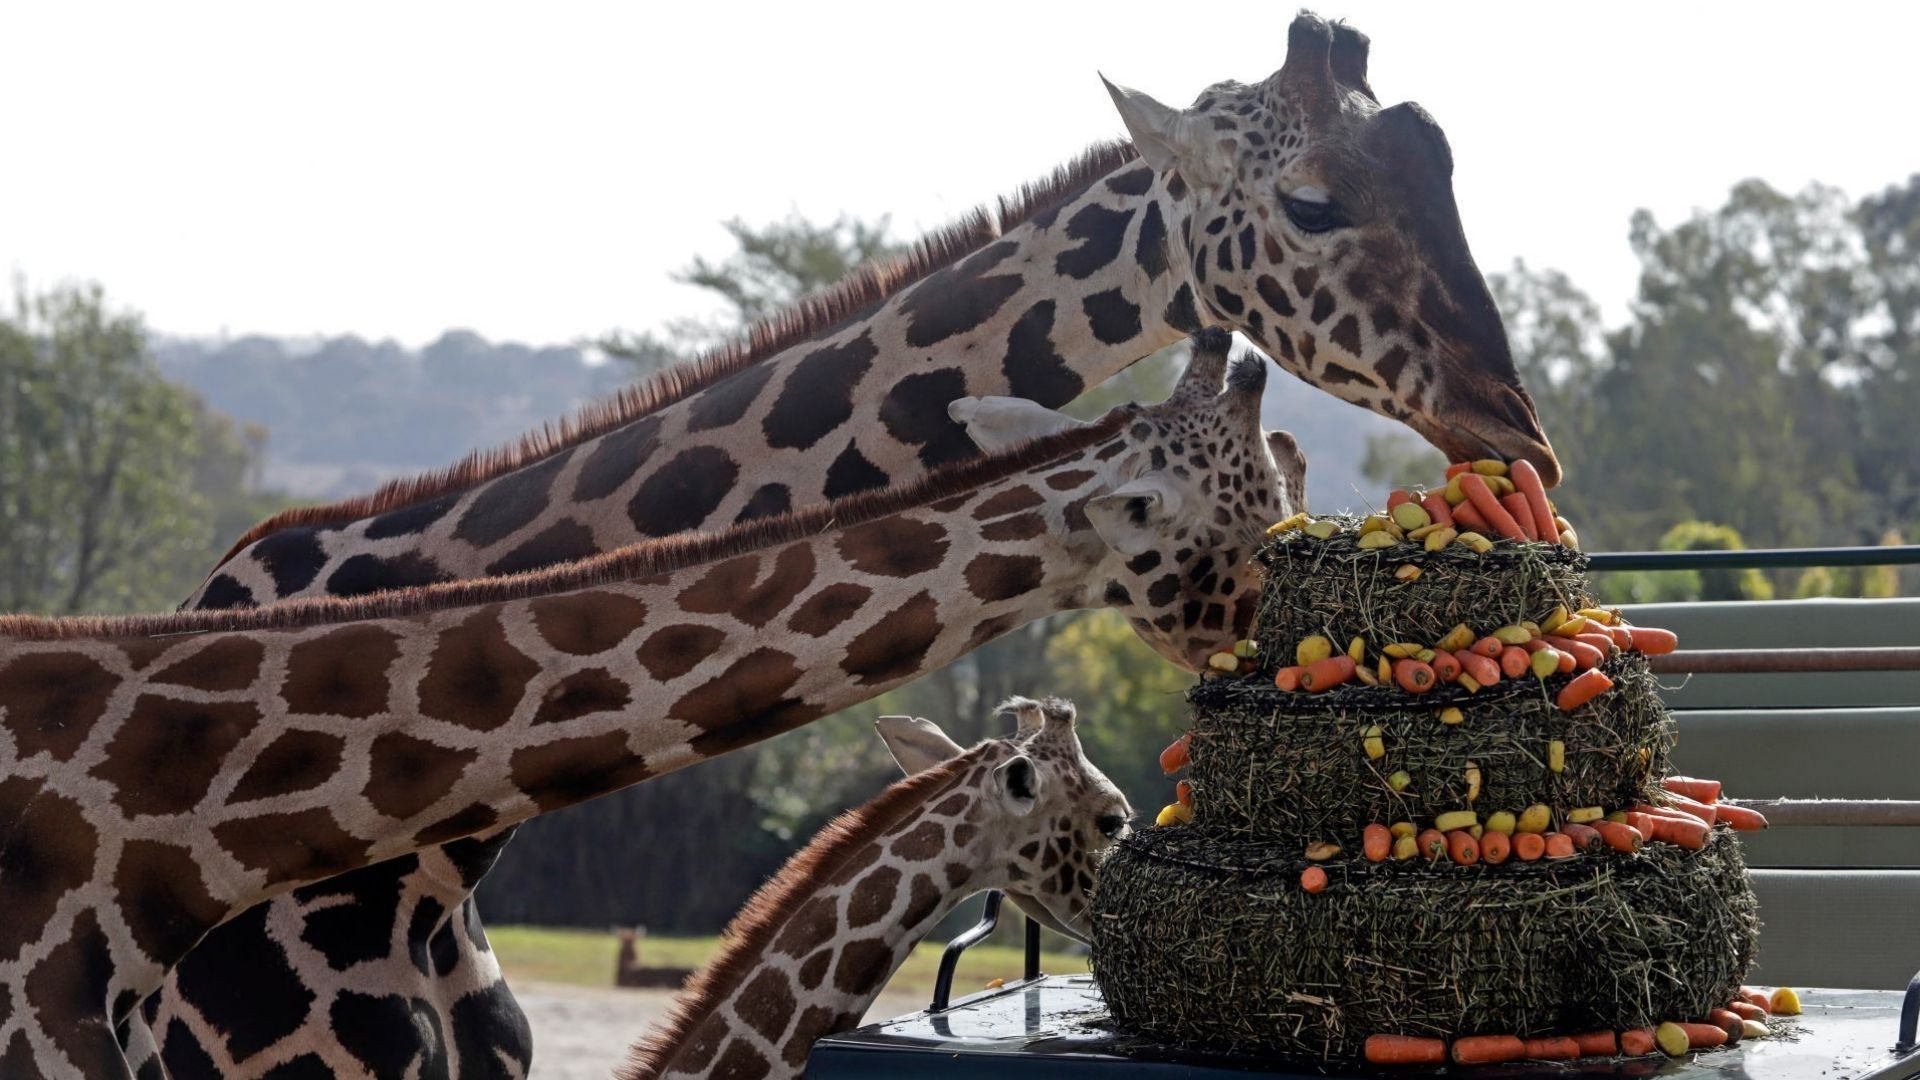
xmin=3 ymin=333 xmax=1296 ymax=1077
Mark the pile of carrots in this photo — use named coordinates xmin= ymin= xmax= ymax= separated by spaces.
xmin=1265 ymin=458 xmax=1578 ymax=554
xmin=1364 ymin=986 xmax=1798 ymax=1064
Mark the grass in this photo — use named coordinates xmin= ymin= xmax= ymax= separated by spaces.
xmin=489 ymin=925 xmax=1088 ymax=999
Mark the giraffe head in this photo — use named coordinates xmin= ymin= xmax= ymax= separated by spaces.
xmin=1102 ymin=13 xmax=1561 ymax=486
xmin=952 ymin=328 xmax=1302 ymax=670
xmin=878 ymin=696 xmax=1130 ymax=942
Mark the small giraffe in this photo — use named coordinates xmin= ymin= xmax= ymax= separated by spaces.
xmin=4 ymin=331 xmax=1296 ymax=1077
xmin=146 ymin=13 xmax=1549 ymax=1072
xmin=620 ymin=697 xmax=1131 ymax=1080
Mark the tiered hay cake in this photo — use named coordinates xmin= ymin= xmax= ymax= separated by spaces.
xmin=1090 ymin=515 xmax=1761 ymax=1063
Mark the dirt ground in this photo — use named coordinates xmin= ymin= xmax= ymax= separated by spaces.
xmin=517 ymin=981 xmax=927 ymax=1079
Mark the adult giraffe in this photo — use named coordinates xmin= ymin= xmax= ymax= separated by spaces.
xmin=146 ymin=11 xmax=1550 ymax=1073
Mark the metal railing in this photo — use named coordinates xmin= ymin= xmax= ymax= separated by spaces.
xmin=1587 ymin=544 xmax=1920 ymax=571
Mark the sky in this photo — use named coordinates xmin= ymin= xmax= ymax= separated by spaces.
xmin=4 ymin=1 xmax=1918 ymax=349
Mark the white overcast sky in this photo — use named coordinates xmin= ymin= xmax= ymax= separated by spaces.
xmin=4 ymin=1 xmax=1917 ymax=348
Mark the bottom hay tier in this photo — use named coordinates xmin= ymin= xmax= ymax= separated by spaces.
xmin=1090 ymin=826 xmax=1760 ymax=1062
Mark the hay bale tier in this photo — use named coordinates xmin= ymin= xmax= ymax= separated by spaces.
xmin=1089 ymin=526 xmax=1761 ymax=1063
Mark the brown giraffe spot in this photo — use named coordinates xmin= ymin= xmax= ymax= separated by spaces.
xmin=1002 ymin=300 xmax=1084 ymax=406
xmin=0 ymin=780 xmax=98 ymax=963
xmin=971 ymin=486 xmax=1044 ymax=519
xmin=773 ymin=896 xmax=838 ymax=958
xmin=786 ymin=583 xmax=871 ymax=637
xmin=762 ymin=331 xmax=880 ymax=451
xmin=981 ymin=512 xmax=1046 ymax=543
xmin=932 ymin=793 xmax=970 ymax=817
xmin=946 ymin=862 xmax=970 ymax=889
xmin=901 ymin=873 xmax=943 ymax=930
xmin=0 ymin=1032 xmax=30 ymax=1075
xmin=413 ymin=802 xmax=499 ymax=847
xmin=365 ymin=732 xmax=477 ymax=820
xmin=736 ymin=967 xmax=799 ymax=1043
xmin=796 ymin=949 xmax=833 ymax=992
xmin=628 ymin=445 xmax=741 ymax=538
xmin=215 ymin=807 xmax=371 ymax=884
xmin=94 ymin=696 xmax=262 ymax=817
xmin=675 ymin=1022 xmax=724 ymax=1074
xmin=841 ymin=593 xmax=941 ymax=687
xmin=890 ymin=821 xmax=945 ymax=862
xmin=1045 ymin=468 xmax=1096 ymax=491
xmin=880 ymin=367 xmax=980 ymax=468
xmin=782 ymin=1005 xmax=842 ymax=1067
xmin=707 ymin=1039 xmax=773 ymax=1080
xmin=116 ymin=839 xmax=227 ymax=965
xmin=964 ymin=553 xmax=1045 ymax=603
xmin=572 ymin=414 xmax=662 ymax=502
xmin=968 ymin=613 xmax=1018 ymax=649
xmin=677 ymin=544 xmax=815 ymax=627
xmin=149 ymin=635 xmax=265 ymax=692
xmin=635 ymin=623 xmax=726 ymax=682
xmin=510 ymin=730 xmax=653 ymax=812
xmin=282 ymin=624 xmax=402 ymax=719
xmin=952 ymin=824 xmax=978 ymax=847
xmin=229 ymin=728 xmax=346 ymax=803
xmin=25 ymin=909 xmax=121 ymax=1077
xmin=846 ymin=866 xmax=902 ymax=928
xmin=900 ymin=240 xmax=1023 ymax=348
xmin=834 ymin=840 xmax=884 ymax=882
xmin=485 ymin=517 xmax=602 ymax=577
xmin=531 ymin=667 xmax=631 ymax=726
xmin=675 ymin=651 xmax=824 ymax=757
xmin=833 ymin=938 xmax=894 ymax=995
xmin=0 ymin=651 xmax=118 ymax=762
xmin=834 ymin=517 xmax=948 ymax=579
xmin=418 ymin=609 xmax=541 ymax=731
xmin=528 ymin=590 xmax=649 ymax=656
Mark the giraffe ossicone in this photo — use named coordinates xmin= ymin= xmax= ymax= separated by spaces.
xmin=619 ymin=696 xmax=1131 ymax=1080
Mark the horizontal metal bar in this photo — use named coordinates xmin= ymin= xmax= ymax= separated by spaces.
xmin=1727 ymin=799 xmax=1920 ymax=827
xmin=1648 ymin=647 xmax=1920 ymax=674
xmin=1587 ymin=545 xmax=1920 ymax=571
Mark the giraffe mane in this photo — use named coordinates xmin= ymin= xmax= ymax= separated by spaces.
xmin=0 ymin=410 xmax=1132 ymax=643
xmin=214 ymin=140 xmax=1143 ymax=565
xmin=616 ymin=747 xmax=988 ymax=1080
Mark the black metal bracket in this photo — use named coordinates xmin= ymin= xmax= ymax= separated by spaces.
xmin=1899 ymin=967 xmax=1919 ymax=1053
xmin=930 ymin=890 xmax=1043 ymax=1012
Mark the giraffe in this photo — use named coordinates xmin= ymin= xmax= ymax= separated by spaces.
xmin=620 ymin=696 xmax=1129 ymax=1080
xmin=5 ymin=329 xmax=1300 ymax=1078
xmin=145 ymin=11 xmax=1539 ymax=1070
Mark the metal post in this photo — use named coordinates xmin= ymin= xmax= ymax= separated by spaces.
xmin=931 ymin=891 xmax=1003 ymax=1012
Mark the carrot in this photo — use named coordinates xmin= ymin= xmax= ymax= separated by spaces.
xmin=1387 ymin=489 xmax=1413 ymax=511
xmin=1501 ymin=492 xmax=1540 ymax=541
xmin=1522 ymin=1036 xmax=1580 ymax=1060
xmin=1674 ymin=1022 xmax=1728 ymax=1048
xmin=1574 ymin=631 xmax=1620 ymax=656
xmin=1274 ymin=665 xmax=1305 ymax=691
xmin=1714 ymin=803 xmax=1770 ymax=831
xmin=1394 ymin=659 xmax=1437 ymax=694
xmin=1452 ymin=499 xmax=1491 ymax=532
xmin=1175 ymin=779 xmax=1193 ymax=808
xmin=1555 ymin=668 xmax=1614 ymax=711
xmin=1606 ymin=624 xmax=1635 ymax=650
xmin=1650 ymin=815 xmax=1709 ymax=850
xmin=1364 ymin=1034 xmax=1447 ymax=1065
xmin=1660 ymin=790 xmax=1720 ymax=825
xmin=1418 ymin=828 xmax=1447 ymax=861
xmin=1470 ymin=635 xmax=1505 ymax=658
xmin=1300 ymin=866 xmax=1328 ymax=893
xmin=1499 ymin=645 xmax=1531 ymax=678
xmin=1559 ymin=638 xmax=1605 ymax=670
xmin=1431 ymin=650 xmax=1462 ymax=682
xmin=1457 ymin=650 xmax=1501 ymax=688
xmin=1159 ymin=733 xmax=1191 ymax=775
xmin=1629 ymin=626 xmax=1679 ymax=655
xmin=1446 ymin=829 xmax=1479 ymax=865
xmin=1510 ymin=459 xmax=1559 ymax=542
xmin=1300 ymin=655 xmax=1356 ymax=692
xmin=1573 ymin=1030 xmax=1618 ymax=1056
xmin=1420 ymin=492 xmax=1455 ymax=529
xmin=1513 ymin=832 xmax=1546 ymax=861
xmin=1459 ymin=473 xmax=1529 ymax=541
xmin=1560 ymin=822 xmax=1603 ymax=854
xmin=1480 ymin=830 xmax=1511 ymax=864
xmin=1662 ymin=776 xmax=1722 ymax=803
xmin=1620 ymin=1028 xmax=1657 ymax=1056
xmin=1741 ymin=989 xmax=1771 ymax=1012
xmin=1708 ymin=1008 xmax=1745 ymax=1043
xmin=1622 ymin=811 xmax=1658 ymax=838
xmin=1595 ymin=820 xmax=1644 ymax=853
xmin=1363 ymin=823 xmax=1392 ymax=862
xmin=1726 ymin=1001 xmax=1766 ymax=1022
xmin=1543 ymin=832 xmax=1576 ymax=859
xmin=1445 ymin=462 xmax=1473 ymax=478
xmin=1451 ymin=1035 xmax=1525 ymax=1064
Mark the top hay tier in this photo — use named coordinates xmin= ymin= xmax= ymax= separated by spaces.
xmin=1251 ymin=520 xmax=1590 ymax=673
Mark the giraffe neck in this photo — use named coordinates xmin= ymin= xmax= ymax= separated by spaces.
xmin=623 ymin=752 xmax=995 ymax=1080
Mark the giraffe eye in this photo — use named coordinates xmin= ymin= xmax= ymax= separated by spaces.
xmin=1281 ymin=195 xmax=1347 ymax=235
xmin=1096 ymin=814 xmax=1128 ymax=839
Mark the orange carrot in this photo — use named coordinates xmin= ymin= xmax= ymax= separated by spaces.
xmin=1394 ymin=659 xmax=1437 ymax=694
xmin=1364 ymin=1034 xmax=1447 ymax=1065
xmin=1522 ymin=1036 xmax=1580 ymax=1060
xmin=1559 ymin=638 xmax=1605 ymax=670
xmin=1456 ymin=649 xmax=1501 ymax=688
xmin=1445 ymin=462 xmax=1473 ymax=478
xmin=1451 ymin=1035 xmax=1525 ymax=1064
xmin=1560 ymin=822 xmax=1603 ymax=854
xmin=1629 ymin=626 xmax=1679 ymax=655
xmin=1446 ymin=829 xmax=1479 ymax=865
xmin=1543 ymin=832 xmax=1576 ymax=859
xmin=1650 ymin=816 xmax=1709 ymax=850
xmin=1574 ymin=631 xmax=1620 ymax=656
xmin=1714 ymin=803 xmax=1770 ymax=831
xmin=1621 ymin=811 xmax=1658 ymax=838
xmin=1708 ymin=1008 xmax=1745 ymax=1043
xmin=1363 ymin=823 xmax=1392 ymax=862
xmin=1470 ymin=635 xmax=1505 ymax=658
xmin=1175 ymin=779 xmax=1193 ymax=808
xmin=1573 ymin=1030 xmax=1618 ymax=1056
xmin=1418 ymin=828 xmax=1447 ymax=861
xmin=1159 ymin=733 xmax=1191 ymax=775
xmin=1499 ymin=645 xmax=1531 ymax=678
xmin=1662 ymin=776 xmax=1722 ymax=803
xmin=1555 ymin=668 xmax=1614 ymax=711
xmin=1510 ymin=460 xmax=1559 ymax=543
xmin=1387 ymin=489 xmax=1413 ymax=511
xmin=1513 ymin=832 xmax=1546 ymax=861
xmin=1274 ymin=665 xmax=1305 ymax=691
xmin=1726 ymin=1001 xmax=1766 ymax=1022
xmin=1420 ymin=492 xmax=1455 ymax=529
xmin=1674 ymin=1022 xmax=1728 ymax=1048
xmin=1301 ymin=866 xmax=1328 ymax=893
xmin=1459 ymin=473 xmax=1529 ymax=541
xmin=1595 ymin=820 xmax=1644 ymax=853
xmin=1742 ymin=989 xmax=1771 ymax=1012
xmin=1620 ymin=1028 xmax=1657 ymax=1055
xmin=1660 ymin=790 xmax=1720 ymax=824
xmin=1431 ymin=650 xmax=1462 ymax=682
xmin=1301 ymin=655 xmax=1356 ymax=692
xmin=1480 ymin=830 xmax=1511 ymax=864
xmin=1606 ymin=624 xmax=1635 ymax=650
xmin=1501 ymin=492 xmax=1540 ymax=541
xmin=1452 ymin=499 xmax=1491 ymax=532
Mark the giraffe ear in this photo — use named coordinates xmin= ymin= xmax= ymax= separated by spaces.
xmin=876 ymin=716 xmax=966 ymax=776
xmin=1267 ymin=429 xmax=1308 ymax=511
xmin=949 ymin=396 xmax=1087 ymax=454
xmin=1088 ymin=477 xmax=1182 ymax=557
xmin=1102 ymin=75 xmax=1215 ymax=182
xmin=993 ymin=754 xmax=1041 ymax=817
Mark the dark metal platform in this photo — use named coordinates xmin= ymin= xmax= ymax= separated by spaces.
xmin=807 ymin=976 xmax=1920 ymax=1078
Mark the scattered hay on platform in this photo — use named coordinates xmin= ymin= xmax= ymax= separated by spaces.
xmin=1186 ymin=654 xmax=1672 ymax=838
xmin=1252 ymin=522 xmax=1592 ymax=672
xmin=1090 ymin=827 xmax=1759 ymax=1062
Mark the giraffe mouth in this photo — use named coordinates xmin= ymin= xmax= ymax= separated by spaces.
xmin=1415 ymin=417 xmax=1562 ymax=489
xmin=1006 ymin=891 xmax=1091 ymax=944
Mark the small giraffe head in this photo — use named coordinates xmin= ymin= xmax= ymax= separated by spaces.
xmin=1102 ymin=12 xmax=1561 ymax=485
xmin=878 ymin=696 xmax=1130 ymax=942
xmin=953 ymin=328 xmax=1302 ymax=670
